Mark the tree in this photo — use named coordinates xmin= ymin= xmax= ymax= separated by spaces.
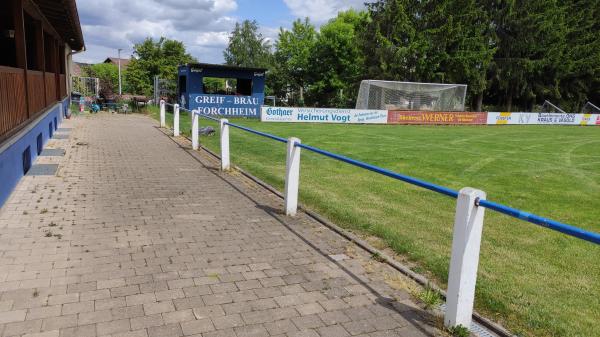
xmin=439 ymin=0 xmax=496 ymax=111
xmin=223 ymin=20 xmax=272 ymax=68
xmin=488 ymin=0 xmax=567 ymax=111
xmin=203 ymin=77 xmax=227 ymax=94
xmin=274 ymin=18 xmax=317 ymax=105
xmin=236 ymin=0 xmax=599 ymax=111
xmin=558 ymin=0 xmax=600 ymax=112
xmin=125 ymin=37 xmax=196 ymax=96
xmin=362 ymin=0 xmax=454 ymax=83
xmin=308 ymin=10 xmax=367 ymax=107
xmin=361 ymin=0 xmax=419 ymax=81
xmin=83 ymin=63 xmax=121 ymax=98
xmin=83 ymin=63 xmax=118 ymax=89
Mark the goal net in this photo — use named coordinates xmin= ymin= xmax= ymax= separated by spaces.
xmin=355 ymin=80 xmax=467 ymax=111
xmin=581 ymin=101 xmax=600 ymax=114
xmin=71 ymin=76 xmax=99 ymax=98
xmin=540 ymin=100 xmax=567 ymax=114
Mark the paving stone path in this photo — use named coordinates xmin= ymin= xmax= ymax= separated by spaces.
xmin=0 ymin=113 xmax=443 ymax=337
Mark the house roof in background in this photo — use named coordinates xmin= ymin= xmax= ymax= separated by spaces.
xmin=104 ymin=57 xmax=131 ymax=68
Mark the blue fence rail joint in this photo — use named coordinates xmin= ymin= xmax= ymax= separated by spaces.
xmin=191 ymin=116 xmax=600 ymax=246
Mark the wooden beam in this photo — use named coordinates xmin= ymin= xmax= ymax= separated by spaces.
xmin=12 ymin=0 xmax=27 ymax=69
xmin=22 ymin=0 xmax=61 ymax=42
xmin=46 ymin=36 xmax=54 ymax=73
xmin=12 ymin=0 xmax=30 ymax=117
xmin=34 ymin=21 xmax=46 ymax=106
xmin=59 ymin=44 xmax=66 ymax=74
xmin=33 ymin=20 xmax=44 ymax=72
xmin=54 ymin=38 xmax=60 ymax=99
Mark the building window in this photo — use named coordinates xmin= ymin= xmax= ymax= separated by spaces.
xmin=36 ymin=133 xmax=43 ymax=155
xmin=44 ymin=33 xmax=55 ymax=73
xmin=24 ymin=13 xmax=41 ymax=71
xmin=58 ymin=45 xmax=65 ymax=74
xmin=22 ymin=146 xmax=31 ymax=174
xmin=0 ymin=0 xmax=17 ymax=67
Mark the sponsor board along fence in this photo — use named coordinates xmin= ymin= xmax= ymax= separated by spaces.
xmin=261 ymin=106 xmax=600 ymax=126
xmin=486 ymin=112 xmax=600 ymax=125
xmin=386 ymin=110 xmax=488 ymax=125
xmin=261 ymin=107 xmax=388 ymax=124
xmin=160 ymin=100 xmax=600 ymax=334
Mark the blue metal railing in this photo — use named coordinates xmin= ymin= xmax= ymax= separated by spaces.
xmin=226 ymin=122 xmax=288 ymax=143
xmin=196 ymin=113 xmax=288 ymax=143
xmin=197 ymin=113 xmax=220 ymax=122
xmin=297 ymin=141 xmax=600 ymax=245
xmin=296 ymin=143 xmax=459 ymax=198
xmin=476 ymin=199 xmax=600 ymax=244
xmin=193 ymin=116 xmax=600 ymax=245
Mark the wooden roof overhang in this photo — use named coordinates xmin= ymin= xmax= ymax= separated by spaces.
xmin=27 ymin=0 xmax=84 ymax=50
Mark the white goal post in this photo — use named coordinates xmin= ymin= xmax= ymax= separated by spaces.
xmin=356 ymin=80 xmax=467 ymax=111
xmin=581 ymin=101 xmax=600 ymax=114
xmin=71 ymin=76 xmax=99 ymax=98
xmin=541 ymin=100 xmax=567 ymax=114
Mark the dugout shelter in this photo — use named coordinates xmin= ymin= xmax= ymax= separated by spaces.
xmin=177 ymin=63 xmax=266 ymax=117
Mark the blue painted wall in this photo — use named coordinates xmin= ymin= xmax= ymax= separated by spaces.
xmin=0 ymin=98 xmax=69 ymax=207
xmin=178 ymin=64 xmax=266 ymax=117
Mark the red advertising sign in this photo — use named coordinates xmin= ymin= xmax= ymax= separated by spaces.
xmin=387 ymin=111 xmax=488 ymax=125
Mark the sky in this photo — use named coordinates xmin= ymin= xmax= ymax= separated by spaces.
xmin=73 ymin=0 xmax=368 ymax=64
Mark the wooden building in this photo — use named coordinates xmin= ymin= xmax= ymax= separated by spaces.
xmin=0 ymin=0 xmax=84 ymax=206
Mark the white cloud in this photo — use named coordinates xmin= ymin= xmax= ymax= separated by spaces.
xmin=213 ymin=0 xmax=238 ymax=12
xmin=260 ymin=26 xmax=281 ymax=45
xmin=74 ymin=0 xmax=238 ymax=64
xmin=195 ymin=31 xmax=230 ymax=47
xmin=73 ymin=0 xmax=371 ymax=65
xmin=283 ymin=0 xmax=368 ymax=24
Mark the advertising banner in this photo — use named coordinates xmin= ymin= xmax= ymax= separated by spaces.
xmin=260 ymin=107 xmax=600 ymax=126
xmin=387 ymin=111 xmax=488 ymax=125
xmin=487 ymin=112 xmax=600 ymax=125
xmin=261 ymin=107 xmax=388 ymax=124
xmin=189 ymin=94 xmax=261 ymax=117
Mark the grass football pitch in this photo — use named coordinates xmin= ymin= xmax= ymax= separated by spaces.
xmin=151 ymin=107 xmax=600 ymax=337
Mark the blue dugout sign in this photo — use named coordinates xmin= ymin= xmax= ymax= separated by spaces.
xmin=178 ymin=63 xmax=266 ymax=118
xmin=190 ymin=94 xmax=262 ymax=116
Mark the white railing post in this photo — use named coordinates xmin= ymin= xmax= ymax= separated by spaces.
xmin=284 ymin=137 xmax=301 ymax=216
xmin=173 ymin=104 xmax=180 ymax=137
xmin=159 ymin=100 xmax=166 ymax=127
xmin=445 ymin=187 xmax=486 ymax=329
xmin=220 ymin=119 xmax=230 ymax=171
xmin=191 ymin=110 xmax=199 ymax=150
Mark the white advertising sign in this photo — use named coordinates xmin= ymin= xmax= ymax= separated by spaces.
xmin=487 ymin=112 xmax=600 ymax=126
xmin=261 ymin=107 xmax=388 ymax=124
